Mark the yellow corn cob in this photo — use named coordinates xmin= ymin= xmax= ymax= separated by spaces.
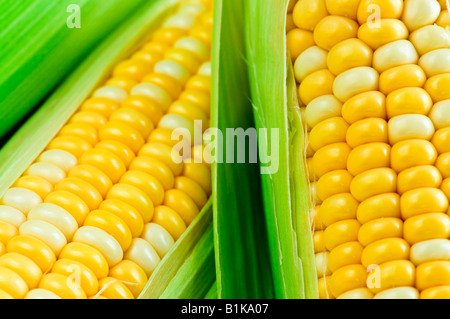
xmin=289 ymin=0 xmax=450 ymax=299
xmin=0 ymin=0 xmax=213 ymax=299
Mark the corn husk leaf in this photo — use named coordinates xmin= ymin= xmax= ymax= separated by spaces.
xmin=210 ymin=0 xmax=275 ymax=299
xmin=0 ymin=0 xmax=180 ymax=198
xmin=244 ymin=0 xmax=318 ymax=299
xmin=140 ymin=201 xmax=215 ymax=299
xmin=0 ymin=0 xmax=157 ymax=142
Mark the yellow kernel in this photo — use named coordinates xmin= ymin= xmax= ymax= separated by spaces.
xmin=44 ymin=190 xmax=89 ymax=226
xmin=121 ymin=96 xmax=164 ymax=126
xmin=324 ymin=219 xmax=361 ymax=251
xmin=68 ymin=165 xmax=112 ymax=198
xmin=13 ymin=175 xmax=53 ymax=200
xmin=99 ymin=121 xmax=145 ymax=155
xmin=416 ymin=261 xmax=450 ymax=291
xmin=397 ymin=165 xmax=442 ymax=195
xmin=0 ymin=252 xmax=42 ymax=289
xmin=0 ymin=265 xmax=29 ymax=299
xmin=55 ymin=177 xmax=103 ymax=211
xmin=59 ymin=242 xmax=109 ymax=279
xmin=361 ymin=238 xmax=410 ymax=268
xmin=51 ymin=259 xmax=98 ymax=297
xmin=109 ymin=260 xmax=147 ymax=298
xmin=341 ymin=91 xmax=386 ymax=124
xmin=367 ymin=260 xmax=415 ymax=294
xmin=316 ymin=170 xmax=352 ymax=201
xmin=298 ymin=69 xmax=335 ymax=106
xmin=328 ymin=241 xmax=364 ymax=272
xmin=309 ymin=117 xmax=349 ymax=152
xmin=330 ymin=264 xmax=367 ymax=297
xmin=106 ymin=184 xmax=154 ymax=223
xmin=80 ymin=97 xmax=120 ymax=118
xmin=421 ymin=286 xmax=450 ymax=299
xmin=320 ymin=193 xmax=359 ymax=227
xmin=328 ymin=39 xmax=373 ymax=76
xmin=358 ymin=218 xmax=403 ymax=246
xmin=379 ymin=64 xmax=427 ymax=96
xmin=84 ymin=210 xmax=132 ymax=252
xmin=79 ymin=148 xmax=126 ymax=184
xmin=357 ymin=0 xmax=403 ymax=25
xmin=386 ymin=88 xmax=433 ymax=118
xmin=425 ymin=73 xmax=450 ymax=103
xmin=401 ymin=188 xmax=449 ymax=219
xmin=390 ymin=139 xmax=437 ymax=173
xmin=347 ymin=142 xmax=391 ymax=176
xmin=350 ymin=167 xmax=397 ymax=202
xmin=313 ymin=15 xmax=359 ymax=51
xmin=152 ymin=205 xmax=186 ymax=240
xmin=404 ymin=213 xmax=450 ymax=245
xmin=99 ymin=199 xmax=144 ymax=238
xmin=7 ymin=235 xmax=55 ymax=273
xmin=39 ymin=273 xmax=86 ymax=299
xmin=293 ymin=0 xmax=328 ymax=31
xmin=129 ymin=156 xmax=175 ymax=191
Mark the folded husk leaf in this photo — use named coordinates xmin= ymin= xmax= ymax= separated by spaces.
xmin=244 ymin=0 xmax=318 ymax=299
xmin=211 ymin=0 xmax=275 ymax=299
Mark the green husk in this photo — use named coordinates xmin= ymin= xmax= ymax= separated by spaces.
xmin=0 ymin=0 xmax=159 ymax=142
xmin=244 ymin=0 xmax=318 ymax=299
xmin=0 ymin=0 xmax=180 ymax=198
xmin=211 ymin=0 xmax=275 ymax=299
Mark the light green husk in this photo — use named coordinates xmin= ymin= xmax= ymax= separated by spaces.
xmin=244 ymin=0 xmax=318 ymax=299
xmin=0 ymin=0 xmax=155 ymax=142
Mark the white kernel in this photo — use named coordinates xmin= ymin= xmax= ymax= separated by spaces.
xmin=19 ymin=220 xmax=67 ymax=255
xmin=37 ymin=149 xmax=78 ymax=172
xmin=197 ymin=62 xmax=211 ymax=76
xmin=294 ymin=46 xmax=328 ymax=83
xmin=163 ymin=13 xmax=195 ymax=30
xmin=419 ymin=48 xmax=450 ymax=77
xmin=373 ymin=40 xmax=419 ymax=73
xmin=154 ymin=60 xmax=190 ymax=84
xmin=177 ymin=3 xmax=206 ymax=16
xmin=402 ymin=0 xmax=441 ymax=31
xmin=25 ymin=289 xmax=61 ymax=299
xmin=131 ymin=82 xmax=172 ymax=111
xmin=410 ymin=25 xmax=450 ymax=56
xmin=158 ymin=113 xmax=202 ymax=145
xmin=25 ymin=162 xmax=66 ymax=184
xmin=124 ymin=238 xmax=161 ymax=277
xmin=141 ymin=223 xmax=174 ymax=258
xmin=73 ymin=226 xmax=123 ymax=267
xmin=388 ymin=114 xmax=435 ymax=144
xmin=333 ymin=66 xmax=379 ymax=102
xmin=0 ymin=188 xmax=42 ymax=215
xmin=429 ymin=100 xmax=450 ymax=129
xmin=0 ymin=205 xmax=26 ymax=228
xmin=93 ymin=85 xmax=128 ymax=103
xmin=411 ymin=239 xmax=450 ymax=265
xmin=304 ymin=95 xmax=343 ymax=129
xmin=374 ymin=287 xmax=419 ymax=299
xmin=175 ymin=37 xmax=210 ymax=61
xmin=315 ymin=252 xmax=331 ymax=277
xmin=28 ymin=203 xmax=78 ymax=241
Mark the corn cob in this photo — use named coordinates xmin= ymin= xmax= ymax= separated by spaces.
xmin=289 ymin=0 xmax=450 ymax=299
xmin=0 ymin=0 xmax=213 ymax=299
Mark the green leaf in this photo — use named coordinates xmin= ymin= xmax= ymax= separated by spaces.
xmin=0 ymin=0 xmax=180 ymax=198
xmin=0 ymin=0 xmax=159 ymax=141
xmin=244 ymin=0 xmax=318 ymax=299
xmin=211 ymin=0 xmax=275 ymax=299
